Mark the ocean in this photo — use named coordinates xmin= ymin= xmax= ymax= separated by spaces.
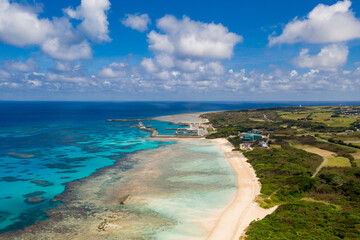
xmin=0 ymin=101 xmax=359 ymax=236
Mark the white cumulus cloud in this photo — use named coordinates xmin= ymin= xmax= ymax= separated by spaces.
xmin=42 ymin=39 xmax=92 ymax=61
xmin=122 ymin=13 xmax=151 ymax=32
xmin=289 ymin=70 xmax=298 ymax=77
xmin=293 ymin=44 xmax=349 ymax=71
xmin=65 ymin=0 xmax=111 ymax=42
xmin=98 ymin=62 xmax=129 ymax=78
xmin=0 ymin=0 xmax=53 ymax=47
xmin=3 ymin=58 xmax=39 ymax=72
xmin=139 ymin=15 xmax=242 ymax=81
xmin=269 ymin=0 xmax=360 ymax=45
xmin=0 ymin=0 xmax=111 ymax=61
xmin=140 ymin=58 xmax=158 ymax=73
xmin=148 ymin=15 xmax=242 ymax=59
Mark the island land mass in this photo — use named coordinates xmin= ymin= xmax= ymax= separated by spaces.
xmin=202 ymin=105 xmax=360 ymax=239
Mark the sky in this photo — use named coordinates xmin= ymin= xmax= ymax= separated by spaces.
xmin=0 ymin=0 xmax=360 ymax=101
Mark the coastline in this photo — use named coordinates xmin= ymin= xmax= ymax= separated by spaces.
xmin=156 ymin=112 xmax=278 ymax=239
xmin=0 ymin=111 xmax=275 ymax=240
xmin=0 ymin=136 xmax=238 ymax=239
xmin=2 ymin=103 xmax=360 ymax=239
xmin=207 ymin=139 xmax=277 ymax=239
xmin=153 ymin=111 xmax=215 ymax=123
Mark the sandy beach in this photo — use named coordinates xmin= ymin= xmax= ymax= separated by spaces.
xmin=153 ymin=112 xmax=213 ymax=123
xmin=207 ymin=139 xmax=277 ymax=239
xmin=0 ymin=112 xmax=276 ymax=240
xmin=155 ymin=112 xmax=278 ymax=239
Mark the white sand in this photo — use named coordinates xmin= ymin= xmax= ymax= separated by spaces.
xmin=154 ymin=112 xmax=213 ymax=123
xmin=155 ymin=112 xmax=277 ymax=239
xmin=207 ymin=139 xmax=277 ymax=240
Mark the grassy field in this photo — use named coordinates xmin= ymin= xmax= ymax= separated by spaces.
xmin=311 ymin=112 xmax=332 ymax=120
xmin=345 ymin=141 xmax=360 ymax=145
xmin=325 ymin=156 xmax=352 ymax=167
xmin=277 ymin=106 xmax=359 ymax=128
xmin=280 ymin=114 xmax=309 ymax=120
xmin=326 ymin=118 xmax=357 ymax=127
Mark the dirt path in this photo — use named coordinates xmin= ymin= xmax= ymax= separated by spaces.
xmin=312 ymin=156 xmax=327 ymax=178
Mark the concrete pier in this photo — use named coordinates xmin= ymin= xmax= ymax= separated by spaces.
xmin=106 ymin=118 xmax=152 ymax=122
xmin=107 ymin=118 xmax=210 ymax=139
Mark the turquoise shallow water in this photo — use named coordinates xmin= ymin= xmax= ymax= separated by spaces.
xmin=0 ymin=119 xmax=182 ymax=232
xmin=1 ymin=101 xmax=343 ymax=235
xmin=147 ymin=141 xmax=237 ymax=239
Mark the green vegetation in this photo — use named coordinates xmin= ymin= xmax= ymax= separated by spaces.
xmin=203 ymin=106 xmax=360 ymax=239
xmin=325 ymin=156 xmax=352 ymax=167
xmin=244 ymin=146 xmax=321 ymax=207
xmin=246 ymin=201 xmax=360 ymax=240
xmin=326 ymin=118 xmax=358 ymax=127
xmin=311 ymin=112 xmax=332 ymax=120
xmin=328 ymin=137 xmax=360 ymax=150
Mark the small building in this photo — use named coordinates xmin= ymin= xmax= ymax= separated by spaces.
xmin=240 ymin=133 xmax=263 ymax=142
xmin=258 ymin=141 xmax=269 ymax=148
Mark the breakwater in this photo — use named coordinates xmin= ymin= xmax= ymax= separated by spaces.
xmin=106 ymin=119 xmax=152 ymax=122
xmin=137 ymin=122 xmax=204 ymax=138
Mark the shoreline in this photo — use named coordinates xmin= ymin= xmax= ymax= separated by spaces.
xmin=206 ymin=139 xmax=277 ymax=239
xmin=153 ymin=111 xmax=216 ymax=123
xmin=0 ymin=137 xmax=238 ymax=239
xmin=0 ymin=110 xmax=275 ymax=239
xmin=155 ymin=111 xmax=277 ymax=239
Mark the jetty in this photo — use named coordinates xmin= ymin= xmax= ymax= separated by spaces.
xmin=138 ymin=122 xmax=159 ymax=137
xmin=106 ymin=118 xmax=152 ymax=122
xmin=138 ymin=121 xmax=208 ymax=138
xmin=107 ymin=118 xmax=211 ymax=139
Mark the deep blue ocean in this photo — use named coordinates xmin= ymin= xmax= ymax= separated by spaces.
xmin=0 ymin=101 xmax=359 ymax=233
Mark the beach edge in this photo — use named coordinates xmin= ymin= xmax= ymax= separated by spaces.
xmin=207 ymin=138 xmax=277 ymax=240
xmin=156 ymin=112 xmax=277 ymax=239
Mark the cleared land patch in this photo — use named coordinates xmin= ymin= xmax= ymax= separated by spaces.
xmin=325 ymin=156 xmax=352 ymax=167
xmin=294 ymin=145 xmax=335 ymax=158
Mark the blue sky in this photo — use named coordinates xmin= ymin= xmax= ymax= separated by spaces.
xmin=0 ymin=0 xmax=360 ymax=101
